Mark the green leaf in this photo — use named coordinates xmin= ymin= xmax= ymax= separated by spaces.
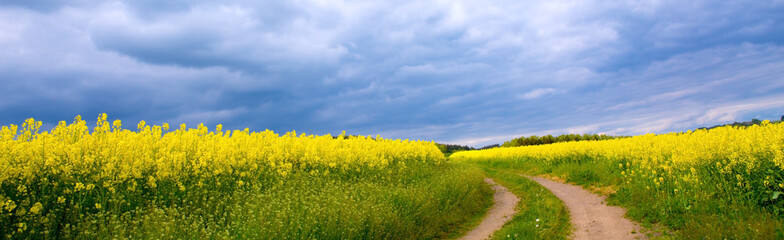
xmin=772 ymin=191 xmax=783 ymax=200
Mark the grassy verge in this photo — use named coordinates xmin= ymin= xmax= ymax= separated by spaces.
xmin=5 ymin=162 xmax=492 ymax=239
xmin=226 ymin=162 xmax=493 ymax=239
xmin=443 ymin=177 xmax=494 ymax=240
xmin=470 ymin=163 xmax=571 ymax=240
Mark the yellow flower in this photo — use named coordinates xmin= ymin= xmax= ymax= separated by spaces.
xmin=113 ymin=119 xmax=122 ymax=130
xmin=5 ymin=200 xmax=17 ymax=211
xmin=29 ymin=202 xmax=43 ymax=215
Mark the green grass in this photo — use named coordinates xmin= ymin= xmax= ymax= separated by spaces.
xmin=442 ymin=184 xmax=494 ymax=240
xmin=470 ymin=158 xmax=784 ymax=239
xmin=470 ymin=163 xmax=571 ymax=240
xmin=10 ymin=162 xmax=492 ymax=239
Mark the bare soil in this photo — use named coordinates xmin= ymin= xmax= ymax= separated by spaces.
xmin=459 ymin=178 xmax=520 ymax=240
xmin=526 ymin=176 xmax=647 ymax=240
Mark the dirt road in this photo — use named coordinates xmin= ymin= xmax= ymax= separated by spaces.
xmin=459 ymin=178 xmax=519 ymax=240
xmin=526 ymin=176 xmax=646 ymax=240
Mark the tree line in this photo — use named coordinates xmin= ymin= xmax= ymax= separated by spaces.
xmin=501 ymin=133 xmax=624 ymax=148
xmin=435 ymin=143 xmax=500 ymax=156
xmin=435 ymin=133 xmax=623 ymax=156
xmin=699 ymin=116 xmax=784 ymax=130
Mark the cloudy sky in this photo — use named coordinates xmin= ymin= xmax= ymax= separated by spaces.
xmin=1 ymin=0 xmax=783 ymax=147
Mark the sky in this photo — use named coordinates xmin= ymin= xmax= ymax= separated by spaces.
xmin=1 ymin=0 xmax=784 ymax=147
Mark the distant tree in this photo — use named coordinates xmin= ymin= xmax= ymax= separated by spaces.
xmin=499 ymin=133 xmax=625 ymax=148
xmin=543 ymin=135 xmax=555 ymax=144
xmin=752 ymin=119 xmax=762 ymax=125
xmin=435 ymin=143 xmax=474 ymax=156
xmin=436 ymin=143 xmax=448 ymax=154
xmin=479 ymin=144 xmax=500 ymax=150
xmin=529 ymin=136 xmax=540 ymax=145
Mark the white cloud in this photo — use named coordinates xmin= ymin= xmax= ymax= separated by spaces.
xmin=172 ymin=108 xmax=249 ymax=125
xmin=520 ymin=88 xmax=557 ymax=99
xmin=606 ymin=88 xmax=701 ymax=111
xmin=696 ymin=96 xmax=784 ymax=124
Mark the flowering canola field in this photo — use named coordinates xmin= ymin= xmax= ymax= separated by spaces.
xmin=452 ymin=121 xmax=784 ymax=238
xmin=1 ymin=114 xmax=487 ymax=239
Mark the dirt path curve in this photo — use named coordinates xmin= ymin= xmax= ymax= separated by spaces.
xmin=459 ymin=178 xmax=520 ymax=240
xmin=525 ymin=176 xmax=646 ymax=240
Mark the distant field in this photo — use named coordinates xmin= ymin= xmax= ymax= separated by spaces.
xmin=0 ymin=114 xmax=490 ymax=239
xmin=453 ymin=121 xmax=784 ymax=239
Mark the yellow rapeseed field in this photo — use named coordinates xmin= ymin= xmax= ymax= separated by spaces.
xmin=0 ymin=114 xmax=454 ymax=238
xmin=1 ymin=114 xmax=443 ymax=185
xmin=452 ymin=120 xmax=784 ymax=193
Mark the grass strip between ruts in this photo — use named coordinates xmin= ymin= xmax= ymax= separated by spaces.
xmin=472 ymin=164 xmax=571 ymax=240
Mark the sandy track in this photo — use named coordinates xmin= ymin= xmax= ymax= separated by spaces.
xmin=525 ymin=176 xmax=646 ymax=240
xmin=459 ymin=178 xmax=520 ymax=240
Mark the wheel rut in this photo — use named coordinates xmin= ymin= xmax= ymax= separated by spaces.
xmin=525 ymin=176 xmax=647 ymax=240
xmin=459 ymin=178 xmax=519 ymax=240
